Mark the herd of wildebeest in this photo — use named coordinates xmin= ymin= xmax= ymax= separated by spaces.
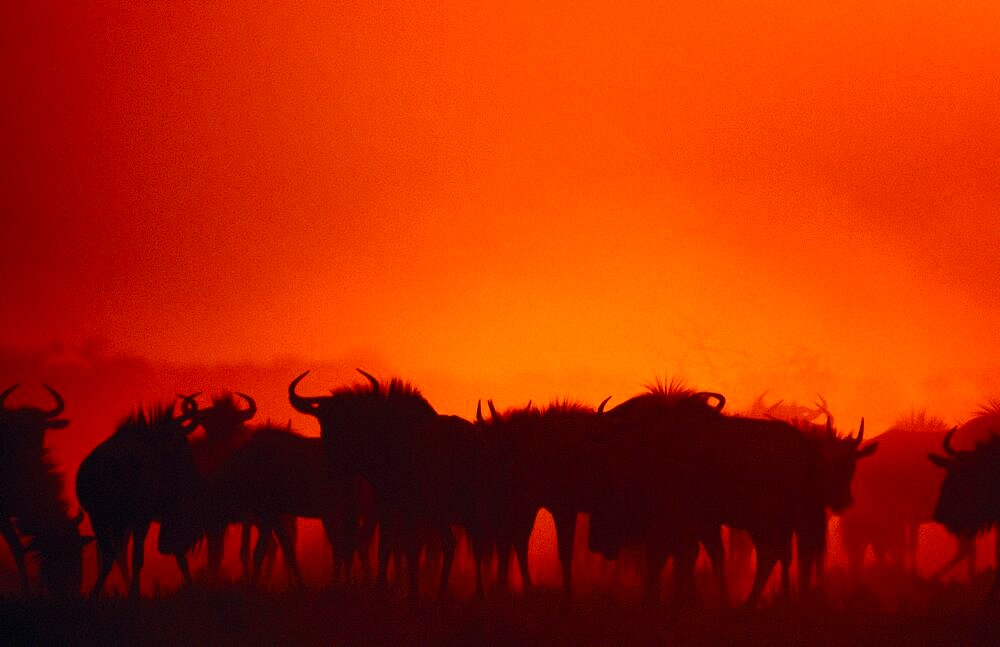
xmin=2 ymin=372 xmax=1000 ymax=610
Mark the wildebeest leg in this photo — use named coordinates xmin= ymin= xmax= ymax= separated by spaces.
xmin=376 ymin=531 xmax=391 ymax=592
xmin=90 ymin=533 xmax=119 ymax=600
xmin=355 ymin=501 xmax=376 ymax=585
xmin=251 ymin=524 xmax=273 ymax=586
xmin=113 ymin=533 xmax=131 ymax=588
xmin=469 ymin=530 xmax=487 ymax=599
xmin=778 ymin=536 xmax=792 ymax=599
xmin=402 ymin=518 xmax=421 ymax=601
xmin=376 ymin=515 xmax=396 ymax=592
xmin=437 ymin=523 xmax=457 ymax=599
xmin=701 ymin=528 xmax=728 ymax=607
xmin=205 ymin=524 xmax=225 ymax=580
xmin=0 ymin=517 xmax=30 ymax=595
xmin=743 ymin=536 xmax=779 ymax=609
xmin=552 ymin=509 xmax=577 ymax=596
xmin=326 ymin=493 xmax=352 ymax=584
xmin=240 ymin=523 xmax=253 ymax=578
xmin=796 ymin=539 xmax=814 ymax=596
xmin=495 ymin=531 xmax=513 ymax=593
xmin=672 ymin=538 xmax=699 ymax=605
xmin=989 ymin=535 xmax=1000 ymax=603
xmin=272 ymin=520 xmax=303 ymax=588
xmin=642 ymin=544 xmax=668 ymax=604
xmin=175 ymin=553 xmax=193 ymax=585
xmin=356 ymin=521 xmax=375 ymax=584
xmin=965 ymin=536 xmax=978 ymax=582
xmin=500 ymin=509 xmax=534 ymax=592
xmin=321 ymin=516 xmax=346 ymax=584
xmin=844 ymin=537 xmax=865 ymax=583
xmin=514 ymin=523 xmax=534 ymax=592
xmin=129 ymin=523 xmax=150 ymax=599
xmin=931 ymin=536 xmax=975 ymax=581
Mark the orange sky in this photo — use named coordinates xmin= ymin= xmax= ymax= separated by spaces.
xmin=4 ymin=1 xmax=1000 ymax=429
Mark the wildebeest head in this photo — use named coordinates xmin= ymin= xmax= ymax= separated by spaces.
xmin=117 ymin=399 xmax=204 ymax=515
xmin=24 ymin=510 xmax=95 ymax=598
xmin=929 ymin=428 xmax=1000 ymax=537
xmin=177 ymin=391 xmax=256 ymax=442
xmin=815 ymin=417 xmax=878 ymax=512
xmin=288 ymin=369 xmax=437 ymax=473
xmin=0 ymin=384 xmax=69 ymax=451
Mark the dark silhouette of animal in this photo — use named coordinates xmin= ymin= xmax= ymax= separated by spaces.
xmin=841 ymin=411 xmax=975 ymax=581
xmin=929 ymin=402 xmax=1000 ymax=603
xmin=180 ymin=391 xmax=295 ymax=580
xmin=586 ymin=383 xmax=730 ymax=604
xmin=733 ymin=394 xmax=838 ymax=590
xmin=76 ymin=400 xmax=202 ymax=598
xmin=0 ymin=384 xmax=92 ymax=597
xmin=588 ymin=383 xmax=877 ymax=607
xmin=477 ymin=397 xmax=620 ymax=596
xmin=169 ymin=422 xmax=370 ymax=587
xmin=289 ymin=370 xmax=493 ymax=600
xmin=747 ymin=392 xmax=828 ymax=425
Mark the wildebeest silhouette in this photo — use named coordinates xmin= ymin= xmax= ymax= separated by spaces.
xmin=289 ymin=370 xmax=493 ymax=600
xmin=586 ymin=383 xmax=729 ymax=603
xmin=929 ymin=401 xmax=1000 ymax=603
xmin=178 ymin=391 xmax=296 ymax=581
xmin=169 ymin=421 xmax=372 ymax=587
xmin=841 ymin=411 xmax=975 ymax=581
xmin=76 ymin=399 xmax=202 ymax=598
xmin=478 ymin=397 xmax=615 ymax=596
xmin=0 ymin=384 xmax=92 ymax=597
xmin=588 ymin=382 xmax=876 ymax=607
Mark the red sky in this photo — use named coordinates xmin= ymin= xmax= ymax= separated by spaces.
xmin=3 ymin=1 xmax=1000 ymax=428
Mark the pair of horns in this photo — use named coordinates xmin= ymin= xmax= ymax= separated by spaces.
xmin=941 ymin=427 xmax=971 ymax=459
xmin=475 ymin=399 xmax=502 ymax=423
xmin=0 ymin=384 xmax=65 ymax=418
xmin=475 ymin=396 xmax=612 ymax=422
xmin=289 ymin=369 xmax=380 ymax=414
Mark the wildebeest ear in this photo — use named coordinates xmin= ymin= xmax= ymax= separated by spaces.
xmin=927 ymin=453 xmax=950 ymax=468
xmin=857 ymin=441 xmax=878 ymax=458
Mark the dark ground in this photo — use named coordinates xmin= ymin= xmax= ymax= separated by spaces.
xmin=4 ymin=573 xmax=1000 ymax=647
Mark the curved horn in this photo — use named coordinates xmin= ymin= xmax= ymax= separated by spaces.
xmin=942 ymin=427 xmax=960 ymax=457
xmin=356 ymin=369 xmax=380 ymax=394
xmin=42 ymin=384 xmax=65 ymax=418
xmin=177 ymin=392 xmax=202 ymax=417
xmin=0 ymin=384 xmax=19 ymax=410
xmin=597 ymin=396 xmax=612 ymax=415
xmin=175 ymin=395 xmax=203 ymax=435
xmin=476 ymin=400 xmax=484 ymax=424
xmin=234 ymin=392 xmax=257 ymax=421
xmin=854 ymin=418 xmax=865 ymax=445
xmin=697 ymin=392 xmax=726 ymax=412
xmin=487 ymin=400 xmax=499 ymax=420
xmin=289 ymin=371 xmax=321 ymax=414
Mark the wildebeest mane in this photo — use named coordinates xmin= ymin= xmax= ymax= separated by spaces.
xmin=540 ymin=400 xmax=595 ymax=416
xmin=328 ymin=377 xmax=437 ymax=416
xmin=112 ymin=402 xmax=179 ymax=438
xmin=976 ymin=399 xmax=1000 ymax=418
xmin=607 ymin=377 xmax=718 ymax=421
xmin=885 ymin=409 xmax=949 ymax=435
